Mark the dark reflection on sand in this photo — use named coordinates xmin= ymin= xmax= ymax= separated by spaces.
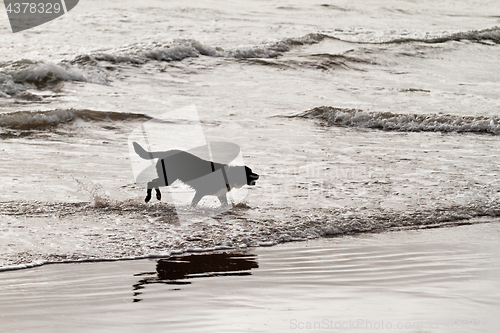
xmin=132 ymin=252 xmax=258 ymax=302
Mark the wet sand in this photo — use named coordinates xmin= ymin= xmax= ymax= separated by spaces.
xmin=1 ymin=221 xmax=499 ymax=333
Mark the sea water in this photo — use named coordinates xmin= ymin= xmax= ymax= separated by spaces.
xmin=0 ymin=0 xmax=500 ymax=326
xmin=0 ymin=222 xmax=499 ymax=332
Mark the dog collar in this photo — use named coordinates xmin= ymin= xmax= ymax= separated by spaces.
xmin=212 ymin=162 xmax=231 ymax=192
xmin=221 ymin=165 xmax=231 ymax=192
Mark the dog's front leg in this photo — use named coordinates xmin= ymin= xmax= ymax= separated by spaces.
xmin=218 ymin=194 xmax=229 ymax=207
xmin=191 ymin=191 xmax=204 ymax=207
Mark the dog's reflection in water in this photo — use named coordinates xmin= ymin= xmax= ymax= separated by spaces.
xmin=132 ymin=252 xmax=259 ymax=301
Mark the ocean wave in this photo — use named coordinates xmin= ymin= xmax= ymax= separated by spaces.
xmin=329 ymin=26 xmax=500 ymax=45
xmin=396 ymin=26 xmax=500 ymax=44
xmin=0 ymin=196 xmax=498 ymax=271
xmin=71 ymin=33 xmax=331 ymax=65
xmin=295 ymin=106 xmax=500 ymax=135
xmin=0 ymin=109 xmax=151 ymax=131
xmin=0 ymin=60 xmax=107 ymax=96
xmin=2 ymin=27 xmax=496 ymax=97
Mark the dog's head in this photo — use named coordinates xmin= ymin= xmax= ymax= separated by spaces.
xmin=227 ymin=166 xmax=259 ymax=189
xmin=245 ymin=166 xmax=259 ymax=186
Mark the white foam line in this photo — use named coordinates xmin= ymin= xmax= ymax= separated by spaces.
xmin=0 ymin=244 xmax=251 ymax=273
xmin=258 ymin=241 xmax=276 ymax=247
xmin=0 ymin=253 xmax=169 ymax=273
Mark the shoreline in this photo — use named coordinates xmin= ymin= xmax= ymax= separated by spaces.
xmin=2 ymin=221 xmax=500 ymax=333
xmin=1 ymin=206 xmax=498 ymax=273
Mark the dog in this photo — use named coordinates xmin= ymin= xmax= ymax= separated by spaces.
xmin=133 ymin=142 xmax=259 ymax=206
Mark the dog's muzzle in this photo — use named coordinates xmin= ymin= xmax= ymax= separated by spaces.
xmin=249 ymin=173 xmax=259 ymax=186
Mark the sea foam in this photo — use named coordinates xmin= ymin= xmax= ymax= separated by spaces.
xmin=329 ymin=26 xmax=500 ymax=45
xmin=296 ymin=106 xmax=500 ymax=135
xmin=72 ymin=33 xmax=331 ymax=65
xmin=0 ymin=109 xmax=151 ymax=130
xmin=0 ymin=61 xmax=107 ymax=96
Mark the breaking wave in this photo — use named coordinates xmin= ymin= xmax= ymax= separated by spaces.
xmin=0 ymin=33 xmax=331 ymax=96
xmin=399 ymin=26 xmax=500 ymax=44
xmin=2 ymin=27 xmax=497 ymax=97
xmin=295 ymin=106 xmax=500 ymax=135
xmin=71 ymin=33 xmax=331 ymax=65
xmin=0 ymin=196 xmax=499 ymax=271
xmin=330 ymin=26 xmax=500 ymax=45
xmin=0 ymin=109 xmax=151 ymax=130
xmin=73 ymin=27 xmax=500 ymax=68
xmin=0 ymin=60 xmax=107 ymax=96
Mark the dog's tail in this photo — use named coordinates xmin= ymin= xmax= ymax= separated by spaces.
xmin=133 ymin=142 xmax=181 ymax=160
xmin=133 ymin=142 xmax=155 ymax=159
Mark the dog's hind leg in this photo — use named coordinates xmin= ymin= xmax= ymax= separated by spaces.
xmin=145 ymin=189 xmax=152 ymax=203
